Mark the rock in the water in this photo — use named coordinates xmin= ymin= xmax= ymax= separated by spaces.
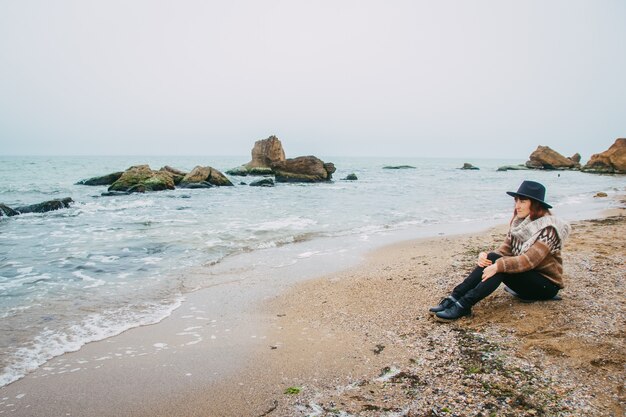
xmin=247 ymin=167 xmax=275 ymax=176
xmin=226 ymin=136 xmax=336 ymax=181
xmin=108 ymin=165 xmax=176 ymax=193
xmin=226 ymin=166 xmax=274 ymax=176
xmin=159 ymin=166 xmax=188 ymax=185
xmin=594 ymin=192 xmax=608 ymax=198
xmin=272 ymin=156 xmax=336 ymax=182
xmin=247 ymin=135 xmax=286 ymax=169
xmin=89 ymin=164 xmax=231 ymax=194
xmin=160 ymin=165 xmax=187 ymax=176
xmin=15 ymin=198 xmax=74 ymax=214
xmin=76 ymin=172 xmax=124 ymax=186
xmin=582 ymin=138 xmax=626 ymax=174
xmin=79 ymin=165 xmax=188 ymax=188
xmin=0 ymin=204 xmax=19 ymax=217
xmin=228 ymin=135 xmax=286 ymax=176
xmin=226 ymin=166 xmax=249 ymax=176
xmin=460 ymin=163 xmax=479 ymax=170
xmin=180 ymin=182 xmax=214 ymax=189
xmin=569 ymin=153 xmax=582 ymax=164
xmin=249 ymin=178 xmax=275 ymax=187
xmin=383 ymin=165 xmax=416 ymax=169
xmin=342 ymin=173 xmax=358 ymax=180
xmin=180 ymin=166 xmax=213 ymax=184
xmin=179 ymin=166 xmax=233 ymax=188
xmin=525 ymin=146 xmax=580 ymax=170
xmin=100 ymin=191 xmax=131 ymax=197
xmin=497 ymin=165 xmax=530 ymax=171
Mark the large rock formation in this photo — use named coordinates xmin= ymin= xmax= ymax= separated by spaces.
xmin=108 ymin=165 xmax=177 ymax=193
xmin=525 ymin=146 xmax=580 ymax=170
xmin=247 ymin=135 xmax=286 ymax=168
xmin=227 ymin=135 xmax=286 ymax=176
xmin=79 ymin=163 xmax=234 ymax=194
xmin=226 ymin=136 xmax=336 ymax=183
xmin=582 ymin=138 xmax=626 ymax=174
xmin=78 ymin=166 xmax=188 ymax=187
xmin=272 ymin=156 xmax=336 ymax=183
xmin=179 ymin=166 xmax=234 ymax=188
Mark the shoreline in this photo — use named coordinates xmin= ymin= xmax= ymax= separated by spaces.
xmin=0 ymin=203 xmax=624 ymax=416
xmin=162 ymin=208 xmax=625 ymax=417
xmin=0 ymin=163 xmax=621 ymax=392
xmin=0 ymin=199 xmax=603 ymax=388
xmin=0 ymin=210 xmax=512 ymax=390
xmin=141 ymin=209 xmax=626 ymax=416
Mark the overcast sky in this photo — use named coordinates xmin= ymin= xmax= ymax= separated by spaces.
xmin=1 ymin=1 xmax=624 ymax=159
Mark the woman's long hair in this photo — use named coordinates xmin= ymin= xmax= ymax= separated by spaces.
xmin=511 ymin=199 xmax=552 ymax=223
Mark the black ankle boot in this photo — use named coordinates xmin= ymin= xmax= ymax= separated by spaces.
xmin=428 ymin=296 xmax=457 ymax=314
xmin=435 ymin=301 xmax=471 ymax=321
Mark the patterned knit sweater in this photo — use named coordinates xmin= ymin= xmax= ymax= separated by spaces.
xmin=493 ymin=216 xmax=569 ymax=288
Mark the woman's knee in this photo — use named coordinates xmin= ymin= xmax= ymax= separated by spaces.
xmin=487 ymin=252 xmax=502 ymax=262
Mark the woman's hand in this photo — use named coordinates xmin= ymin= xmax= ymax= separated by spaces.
xmin=477 ymin=252 xmax=492 ymax=267
xmin=481 ymin=264 xmax=497 ymax=281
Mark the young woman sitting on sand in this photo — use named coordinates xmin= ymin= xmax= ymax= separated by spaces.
xmin=430 ymin=180 xmax=571 ymax=321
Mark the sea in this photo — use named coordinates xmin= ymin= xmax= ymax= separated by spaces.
xmin=0 ymin=155 xmax=623 ymax=388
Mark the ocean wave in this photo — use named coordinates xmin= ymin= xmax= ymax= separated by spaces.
xmin=0 ymin=297 xmax=183 ymax=388
xmin=72 ymin=271 xmax=106 ymax=289
xmin=0 ymin=273 xmax=52 ymax=294
xmin=77 ymin=199 xmax=157 ymax=214
xmin=248 ymin=216 xmax=317 ymax=232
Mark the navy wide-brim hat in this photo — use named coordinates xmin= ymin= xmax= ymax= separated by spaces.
xmin=506 ymin=180 xmax=552 ymax=209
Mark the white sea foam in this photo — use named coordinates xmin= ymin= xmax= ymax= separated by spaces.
xmin=72 ymin=271 xmax=105 ymax=288
xmin=89 ymin=255 xmax=120 ymax=263
xmin=0 ymin=304 xmax=39 ymax=319
xmin=82 ymin=199 xmax=156 ymax=213
xmin=297 ymin=251 xmax=319 ymax=259
xmin=183 ymin=326 xmax=202 ymax=331
xmin=0 ymin=297 xmax=183 ymax=388
xmin=141 ymin=257 xmax=162 ymax=264
xmin=270 ymin=260 xmax=298 ymax=268
xmin=0 ymin=273 xmax=51 ymax=292
xmin=256 ymin=241 xmax=278 ymax=249
xmin=250 ymin=216 xmax=316 ymax=232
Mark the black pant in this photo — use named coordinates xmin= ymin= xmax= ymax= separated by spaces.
xmin=451 ymin=252 xmax=560 ymax=308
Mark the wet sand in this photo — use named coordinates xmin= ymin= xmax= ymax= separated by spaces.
xmin=1 ymin=209 xmax=624 ymax=416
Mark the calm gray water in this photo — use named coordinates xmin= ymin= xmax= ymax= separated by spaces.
xmin=0 ymin=155 xmax=622 ymax=387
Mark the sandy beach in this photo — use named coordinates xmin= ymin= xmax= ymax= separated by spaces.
xmin=1 ymin=208 xmax=624 ymax=416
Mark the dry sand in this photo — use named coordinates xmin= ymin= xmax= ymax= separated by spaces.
xmin=1 ymin=209 xmax=624 ymax=417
